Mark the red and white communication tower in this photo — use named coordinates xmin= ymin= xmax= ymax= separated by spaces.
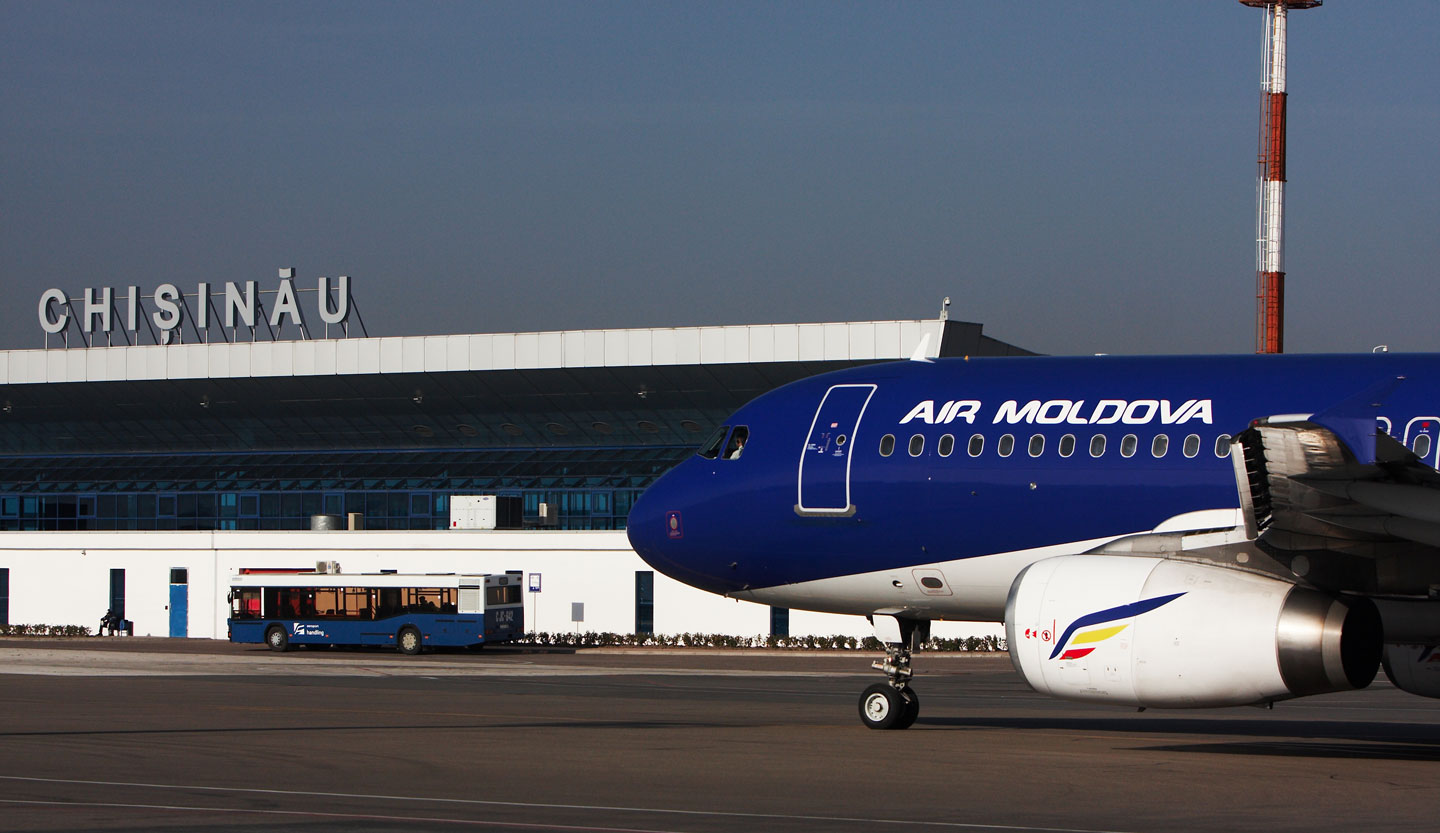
xmin=1240 ymin=0 xmax=1320 ymax=354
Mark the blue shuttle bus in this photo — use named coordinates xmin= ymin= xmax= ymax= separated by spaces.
xmin=227 ymin=571 xmax=523 ymax=653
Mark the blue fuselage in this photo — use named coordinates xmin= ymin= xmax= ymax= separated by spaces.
xmin=627 ymin=354 xmax=1440 ymax=606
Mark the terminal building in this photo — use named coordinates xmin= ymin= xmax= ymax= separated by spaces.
xmin=0 ymin=313 xmax=1032 ymax=640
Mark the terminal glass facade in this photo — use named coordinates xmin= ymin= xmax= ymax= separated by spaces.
xmin=0 ymin=445 xmax=691 ymax=531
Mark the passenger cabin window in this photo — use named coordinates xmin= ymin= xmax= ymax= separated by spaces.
xmin=1058 ymin=434 xmax=1076 ymax=458
xmin=938 ymin=434 xmax=955 ymax=457
xmin=1089 ymin=434 xmax=1106 ymax=457
xmin=879 ymin=434 xmax=896 ymax=457
xmin=1214 ymin=434 xmax=1232 ymax=458
xmin=968 ymin=434 xmax=984 ymax=457
xmin=1415 ymin=434 xmax=1433 ymax=459
xmin=1183 ymin=434 xmax=1201 ymax=458
xmin=998 ymin=434 xmax=1015 ymax=458
xmin=1120 ymin=434 xmax=1138 ymax=458
xmin=725 ymin=426 xmax=750 ymax=460
xmin=908 ymin=434 xmax=925 ymax=457
xmin=1152 ymin=435 xmax=1169 ymax=458
xmin=698 ymin=425 xmax=729 ymax=459
xmin=1028 ymin=434 xmax=1044 ymax=457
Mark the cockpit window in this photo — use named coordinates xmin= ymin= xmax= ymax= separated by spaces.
xmin=698 ymin=425 xmax=729 ymax=459
xmin=725 ymin=426 xmax=749 ymax=460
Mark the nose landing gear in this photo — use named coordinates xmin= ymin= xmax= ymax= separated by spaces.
xmin=859 ymin=681 xmax=919 ymax=730
xmin=859 ymin=615 xmax=928 ymax=730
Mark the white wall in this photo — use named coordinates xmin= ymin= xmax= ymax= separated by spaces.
xmin=0 ymin=529 xmax=997 ymax=642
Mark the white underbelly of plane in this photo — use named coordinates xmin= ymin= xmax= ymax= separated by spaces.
xmin=729 ymin=508 xmax=1243 ymax=622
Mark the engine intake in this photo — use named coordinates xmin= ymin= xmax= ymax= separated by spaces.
xmin=1005 ymin=554 xmax=1380 ymax=708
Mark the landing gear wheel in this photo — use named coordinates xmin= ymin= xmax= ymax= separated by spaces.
xmin=397 ymin=627 xmax=423 ymax=655
xmin=897 ymin=687 xmax=920 ymax=729
xmin=265 ymin=625 xmax=289 ymax=653
xmin=859 ymin=683 xmax=916 ymax=730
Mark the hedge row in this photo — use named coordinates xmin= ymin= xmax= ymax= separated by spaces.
xmin=519 ymin=631 xmax=1004 ymax=652
xmin=0 ymin=624 xmax=93 ymax=637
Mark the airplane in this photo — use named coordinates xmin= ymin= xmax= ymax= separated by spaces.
xmin=626 ymin=351 xmax=1440 ymax=729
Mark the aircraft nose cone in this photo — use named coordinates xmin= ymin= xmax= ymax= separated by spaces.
xmin=626 ymin=466 xmax=739 ymax=595
xmin=625 ymin=486 xmax=666 ymax=562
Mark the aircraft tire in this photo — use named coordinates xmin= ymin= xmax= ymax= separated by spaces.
xmin=897 ymin=687 xmax=920 ymax=729
xmin=265 ymin=625 xmax=289 ymax=653
xmin=859 ymin=683 xmax=913 ymax=730
xmin=397 ymin=626 xmax=423 ymax=655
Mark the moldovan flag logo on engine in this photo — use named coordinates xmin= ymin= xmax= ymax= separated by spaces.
xmin=1049 ymin=593 xmax=1186 ymax=661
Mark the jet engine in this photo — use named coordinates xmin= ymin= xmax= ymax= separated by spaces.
xmin=1375 ymin=600 xmax=1440 ymax=699
xmin=1382 ymin=644 xmax=1440 ymax=699
xmin=1005 ymin=554 xmax=1381 ymax=708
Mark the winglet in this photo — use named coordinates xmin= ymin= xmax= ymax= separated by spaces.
xmin=909 ymin=333 xmax=934 ymax=363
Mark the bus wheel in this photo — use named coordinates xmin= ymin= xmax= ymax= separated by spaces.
xmin=265 ymin=625 xmax=290 ymax=653
xmin=398 ymin=627 xmax=423 ymax=655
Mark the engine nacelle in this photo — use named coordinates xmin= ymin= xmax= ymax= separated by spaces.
xmin=1375 ymin=599 xmax=1440 ymax=699
xmin=1005 ymin=555 xmax=1381 ymax=708
xmin=1382 ymin=644 xmax=1440 ymax=699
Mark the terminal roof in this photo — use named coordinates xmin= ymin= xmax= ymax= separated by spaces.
xmin=0 ymin=319 xmax=1033 ymax=455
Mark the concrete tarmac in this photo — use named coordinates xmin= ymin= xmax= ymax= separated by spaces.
xmin=0 ymin=638 xmax=1437 ymax=832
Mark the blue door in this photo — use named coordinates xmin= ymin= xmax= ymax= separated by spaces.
xmin=169 ymin=569 xmax=188 ymax=638
xmin=797 ymin=384 xmax=876 ymax=514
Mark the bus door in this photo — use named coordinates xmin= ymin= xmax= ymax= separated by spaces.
xmin=797 ymin=384 xmax=876 ymax=515
xmin=1404 ymin=416 xmax=1440 ymax=469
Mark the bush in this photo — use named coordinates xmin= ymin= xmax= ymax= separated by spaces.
xmin=0 ymin=623 xmax=91 ymax=637
xmin=513 ymin=631 xmax=1004 ymax=652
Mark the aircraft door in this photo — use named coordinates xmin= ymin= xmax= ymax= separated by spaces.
xmin=797 ymin=384 xmax=876 ymax=515
xmin=1403 ymin=417 xmax=1440 ymax=469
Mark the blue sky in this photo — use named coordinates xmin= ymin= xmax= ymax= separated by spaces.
xmin=2 ymin=1 xmax=1435 ymax=354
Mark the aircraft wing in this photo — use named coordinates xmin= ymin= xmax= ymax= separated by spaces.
xmin=1226 ymin=379 xmax=1440 ymax=595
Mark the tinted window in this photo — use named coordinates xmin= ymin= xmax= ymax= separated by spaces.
xmin=938 ymin=434 xmax=955 ymax=457
xmin=908 ymin=435 xmax=925 ymax=457
xmin=699 ymin=425 xmax=729 ymax=459
xmin=1059 ymin=434 xmax=1076 ymax=458
xmin=1089 ymin=435 xmax=1106 ymax=457
xmin=1121 ymin=434 xmax=1138 ymax=458
xmin=879 ymin=434 xmax=896 ymax=457
xmin=1183 ymin=434 xmax=1201 ymax=458
xmin=1152 ymin=434 xmax=1169 ymax=458
xmin=998 ymin=434 xmax=1015 ymax=458
xmin=968 ymin=434 xmax=984 ymax=457
xmin=1028 ymin=434 xmax=1044 ymax=457
xmin=1214 ymin=434 xmax=1231 ymax=458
